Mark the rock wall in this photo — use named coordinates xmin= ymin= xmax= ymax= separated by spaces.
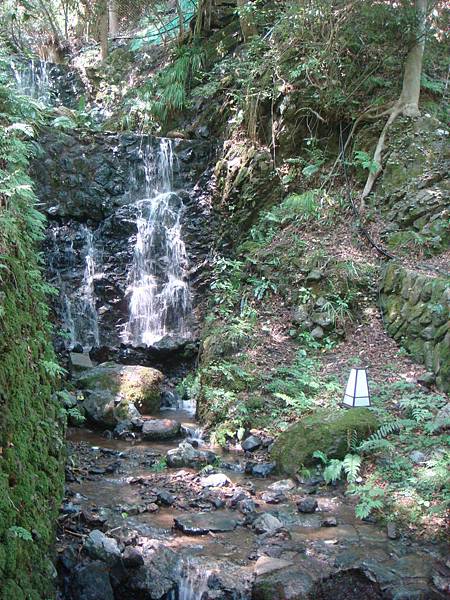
xmin=32 ymin=130 xmax=214 ymax=354
xmin=380 ymin=263 xmax=449 ymax=392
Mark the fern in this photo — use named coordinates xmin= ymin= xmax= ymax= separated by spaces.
xmin=357 ymin=419 xmax=404 ymax=453
xmin=342 ymin=454 xmax=361 ymax=483
xmin=323 ymin=459 xmax=343 ymax=484
xmin=8 ymin=526 xmax=33 ymax=542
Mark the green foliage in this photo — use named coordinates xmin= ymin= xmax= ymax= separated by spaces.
xmin=127 ymin=44 xmax=205 ymax=128
xmin=313 ymin=450 xmax=362 ymax=484
xmin=0 ymin=64 xmax=65 ymax=600
xmin=151 ymin=457 xmax=168 ymax=472
xmin=348 ymin=484 xmax=385 ymax=519
xmin=7 ymin=527 xmax=33 ymax=542
xmin=66 ymin=407 xmax=86 ymax=426
xmin=353 ymin=150 xmax=379 ymax=174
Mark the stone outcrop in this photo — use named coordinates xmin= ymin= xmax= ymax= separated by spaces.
xmin=380 ymin=263 xmax=449 ymax=392
xmin=271 ymin=408 xmax=379 ymax=475
xmin=75 ymin=362 xmax=164 ymax=426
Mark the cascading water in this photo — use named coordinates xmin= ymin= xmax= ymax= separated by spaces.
xmin=47 ymin=226 xmax=100 ymax=349
xmin=79 ymin=227 xmax=100 ymax=347
xmin=122 ymin=138 xmax=192 ymax=346
xmin=10 ymin=59 xmax=51 ymax=103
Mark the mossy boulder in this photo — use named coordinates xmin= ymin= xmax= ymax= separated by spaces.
xmin=271 ymin=408 xmax=379 ymax=475
xmin=76 ymin=362 xmax=164 ymax=426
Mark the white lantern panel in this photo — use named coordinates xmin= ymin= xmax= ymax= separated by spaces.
xmin=354 ymin=395 xmax=370 ymax=407
xmin=344 ymin=369 xmax=357 ymax=398
xmin=342 ymin=368 xmax=371 ymax=407
xmin=355 ymin=369 xmax=369 ymax=398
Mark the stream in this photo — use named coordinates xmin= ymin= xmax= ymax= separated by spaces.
xmin=55 ymin=411 xmax=449 ymax=599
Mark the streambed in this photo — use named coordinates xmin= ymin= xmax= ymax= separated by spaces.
xmin=56 ymin=418 xmax=448 ymax=599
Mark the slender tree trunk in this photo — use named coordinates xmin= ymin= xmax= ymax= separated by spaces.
xmin=175 ymin=0 xmax=185 ymax=38
xmin=236 ymin=0 xmax=258 ymax=41
xmin=361 ymin=0 xmax=428 ymax=202
xmin=398 ymin=0 xmax=427 ymax=117
xmin=108 ymin=0 xmax=119 ymax=37
xmin=99 ymin=0 xmax=109 ymax=60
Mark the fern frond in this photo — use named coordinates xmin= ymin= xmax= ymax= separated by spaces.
xmin=342 ymin=453 xmax=361 ymax=483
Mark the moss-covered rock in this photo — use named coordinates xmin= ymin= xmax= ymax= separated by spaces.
xmin=76 ymin=363 xmax=164 ymax=426
xmin=271 ymin=408 xmax=379 ymax=475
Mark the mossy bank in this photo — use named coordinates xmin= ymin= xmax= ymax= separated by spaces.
xmin=0 ymin=82 xmax=65 ymax=599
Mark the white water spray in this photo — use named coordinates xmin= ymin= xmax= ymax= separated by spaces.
xmin=122 ymin=139 xmax=191 ymax=346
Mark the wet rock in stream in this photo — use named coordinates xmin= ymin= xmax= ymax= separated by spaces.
xmin=174 ymin=511 xmax=241 ymax=535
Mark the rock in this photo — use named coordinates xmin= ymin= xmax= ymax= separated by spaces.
xmin=271 ymin=408 xmax=379 ymax=474
xmin=306 ymin=269 xmax=323 ymax=281
xmin=252 ymin=462 xmax=276 ymax=478
xmin=70 ymin=352 xmax=94 ymax=370
xmin=122 ymin=546 xmax=144 ymax=568
xmin=166 ymin=441 xmax=217 ymax=468
xmin=261 ymin=490 xmax=286 ymax=504
xmin=387 ymin=522 xmax=398 ymax=540
xmin=70 ymin=561 xmax=114 ymax=600
xmin=252 ymin=513 xmax=283 ymax=534
xmin=431 ymin=403 xmax=450 ymax=434
xmin=311 ymin=325 xmax=324 ymax=340
xmin=297 ymin=498 xmax=318 ymax=514
xmin=254 ymin=556 xmax=293 ymax=576
xmin=268 ymin=479 xmax=296 ymax=492
xmin=242 ymin=435 xmax=262 ymax=452
xmin=119 ymin=542 xmax=178 ymax=598
xmin=200 ymin=473 xmax=231 ymax=488
xmin=141 ymin=418 xmax=180 ymax=440
xmin=417 ymin=372 xmax=436 ymax=387
xmin=76 ymin=363 xmax=164 ymax=426
xmin=253 ymin=558 xmax=330 ymax=600
xmin=321 ymin=516 xmax=337 ymax=527
xmin=409 ymin=450 xmax=426 ymax=464
xmin=174 ymin=511 xmax=239 ymax=535
xmin=237 ymin=498 xmax=256 ymax=514
xmin=84 ymin=530 xmax=121 ymax=565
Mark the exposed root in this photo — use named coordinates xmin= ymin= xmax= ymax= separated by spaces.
xmin=360 ymin=101 xmax=403 ymax=207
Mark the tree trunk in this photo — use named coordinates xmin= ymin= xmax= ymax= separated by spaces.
xmin=108 ymin=0 xmax=119 ymax=37
xmin=99 ymin=0 xmax=109 ymax=60
xmin=398 ymin=0 xmax=427 ymax=117
xmin=175 ymin=0 xmax=185 ymax=38
xmin=236 ymin=0 xmax=258 ymax=41
xmin=361 ymin=0 xmax=428 ymax=201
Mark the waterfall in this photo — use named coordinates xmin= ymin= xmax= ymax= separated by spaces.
xmin=79 ymin=227 xmax=100 ymax=347
xmin=10 ymin=59 xmax=51 ymax=103
xmin=122 ymin=139 xmax=191 ymax=346
xmin=177 ymin=560 xmax=211 ymax=600
xmin=48 ymin=226 xmax=100 ymax=349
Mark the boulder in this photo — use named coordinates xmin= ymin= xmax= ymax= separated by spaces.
xmin=174 ymin=511 xmax=239 ymax=534
xmin=141 ymin=418 xmax=180 ymax=440
xmin=252 ymin=462 xmax=276 ymax=478
xmin=252 ymin=513 xmax=283 ymax=534
xmin=242 ymin=435 xmax=262 ymax=452
xmin=297 ymin=498 xmax=318 ymax=514
xmin=70 ymin=561 xmax=114 ymax=600
xmin=200 ymin=473 xmax=231 ymax=488
xmin=271 ymin=408 xmax=378 ymax=475
xmin=76 ymin=363 xmax=163 ymax=426
xmin=84 ymin=530 xmax=121 ymax=565
xmin=166 ymin=441 xmax=217 ymax=468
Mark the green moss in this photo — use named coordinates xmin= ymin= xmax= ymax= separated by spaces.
xmin=76 ymin=362 xmax=164 ymax=414
xmin=271 ymin=408 xmax=379 ymax=475
xmin=0 ymin=86 xmax=65 ymax=599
